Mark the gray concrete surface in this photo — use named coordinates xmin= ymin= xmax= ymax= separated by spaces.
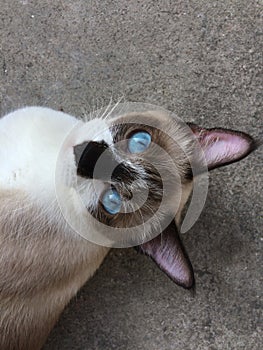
xmin=0 ymin=0 xmax=262 ymax=349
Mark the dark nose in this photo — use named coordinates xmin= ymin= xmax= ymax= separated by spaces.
xmin=74 ymin=141 xmax=121 ymax=180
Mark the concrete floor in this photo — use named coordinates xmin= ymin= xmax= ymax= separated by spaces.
xmin=0 ymin=1 xmax=262 ymax=349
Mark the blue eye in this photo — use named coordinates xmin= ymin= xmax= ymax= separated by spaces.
xmin=102 ymin=188 xmax=122 ymax=215
xmin=128 ymin=131 xmax=151 ymax=154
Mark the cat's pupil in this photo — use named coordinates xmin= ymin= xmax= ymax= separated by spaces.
xmin=102 ymin=188 xmax=122 ymax=215
xmin=128 ymin=131 xmax=151 ymax=154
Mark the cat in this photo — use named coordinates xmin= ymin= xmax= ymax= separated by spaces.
xmin=0 ymin=105 xmax=257 ymax=349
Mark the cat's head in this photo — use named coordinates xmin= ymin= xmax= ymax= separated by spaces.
xmin=58 ymin=108 xmax=257 ymax=288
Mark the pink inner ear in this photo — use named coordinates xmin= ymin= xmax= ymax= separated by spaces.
xmin=194 ymin=128 xmax=255 ymax=169
xmin=137 ymin=220 xmax=194 ymax=289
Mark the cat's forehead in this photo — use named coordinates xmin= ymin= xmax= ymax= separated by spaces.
xmin=73 ymin=111 xmax=169 ymax=147
xmin=108 ymin=110 xmax=174 ymax=135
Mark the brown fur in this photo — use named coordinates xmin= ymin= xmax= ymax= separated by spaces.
xmin=0 ymin=189 xmax=108 ymax=349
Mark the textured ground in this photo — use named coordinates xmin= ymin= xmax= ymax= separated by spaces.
xmin=0 ymin=1 xmax=262 ymax=349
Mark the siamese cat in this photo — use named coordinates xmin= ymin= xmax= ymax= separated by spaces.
xmin=0 ymin=105 xmax=257 ymax=349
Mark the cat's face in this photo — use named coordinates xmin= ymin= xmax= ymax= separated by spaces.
xmin=57 ymin=108 xmax=256 ymax=288
xmin=74 ymin=111 xmax=194 ymax=231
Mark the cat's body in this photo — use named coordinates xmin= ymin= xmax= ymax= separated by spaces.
xmin=0 ymin=108 xmax=110 ymax=349
xmin=0 ymin=106 xmax=256 ymax=349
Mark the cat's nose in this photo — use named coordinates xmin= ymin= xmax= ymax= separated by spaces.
xmin=74 ymin=141 xmax=120 ymax=180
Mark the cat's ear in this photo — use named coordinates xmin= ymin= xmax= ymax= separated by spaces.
xmin=188 ymin=123 xmax=257 ymax=171
xmin=135 ymin=220 xmax=194 ymax=289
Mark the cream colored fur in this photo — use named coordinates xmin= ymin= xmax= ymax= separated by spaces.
xmin=0 ymin=107 xmax=111 ymax=349
xmin=0 ymin=107 xmax=193 ymax=349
